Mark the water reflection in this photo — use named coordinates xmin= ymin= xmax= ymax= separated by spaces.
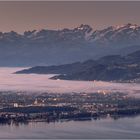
xmin=0 ymin=115 xmax=140 ymax=139
xmin=0 ymin=114 xmax=139 ymax=126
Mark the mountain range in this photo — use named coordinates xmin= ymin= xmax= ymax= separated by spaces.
xmin=1 ymin=23 xmax=140 ymax=66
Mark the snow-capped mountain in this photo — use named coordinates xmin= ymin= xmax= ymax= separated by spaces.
xmin=89 ymin=23 xmax=140 ymax=46
xmin=22 ymin=23 xmax=140 ymax=47
xmin=0 ymin=23 xmax=140 ymax=46
xmin=0 ymin=23 xmax=140 ymax=66
xmin=23 ymin=24 xmax=93 ymax=43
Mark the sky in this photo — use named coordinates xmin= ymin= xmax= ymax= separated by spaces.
xmin=0 ymin=1 xmax=140 ymax=33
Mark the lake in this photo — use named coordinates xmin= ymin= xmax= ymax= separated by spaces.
xmin=0 ymin=116 xmax=140 ymax=139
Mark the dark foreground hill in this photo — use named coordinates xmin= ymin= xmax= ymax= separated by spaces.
xmin=16 ymin=50 xmax=140 ymax=82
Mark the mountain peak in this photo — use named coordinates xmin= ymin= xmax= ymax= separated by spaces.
xmin=90 ymin=23 xmax=140 ymax=45
xmin=75 ymin=24 xmax=93 ymax=32
xmin=115 ymin=23 xmax=139 ymax=30
xmin=77 ymin=24 xmax=91 ymax=29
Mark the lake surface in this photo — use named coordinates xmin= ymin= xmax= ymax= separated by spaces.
xmin=0 ymin=116 xmax=140 ymax=139
xmin=0 ymin=67 xmax=140 ymax=97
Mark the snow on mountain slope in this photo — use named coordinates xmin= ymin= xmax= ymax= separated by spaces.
xmin=89 ymin=23 xmax=140 ymax=46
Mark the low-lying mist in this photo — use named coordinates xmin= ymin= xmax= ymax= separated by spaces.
xmin=0 ymin=67 xmax=140 ymax=97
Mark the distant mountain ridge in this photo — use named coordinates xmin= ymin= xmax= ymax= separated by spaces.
xmin=16 ymin=50 xmax=140 ymax=82
xmin=2 ymin=23 xmax=140 ymax=45
xmin=90 ymin=23 xmax=140 ymax=46
xmin=0 ymin=23 xmax=140 ymax=66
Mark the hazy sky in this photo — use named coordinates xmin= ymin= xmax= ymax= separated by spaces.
xmin=0 ymin=1 xmax=140 ymax=33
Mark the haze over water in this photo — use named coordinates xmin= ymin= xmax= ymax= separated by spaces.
xmin=0 ymin=67 xmax=140 ymax=97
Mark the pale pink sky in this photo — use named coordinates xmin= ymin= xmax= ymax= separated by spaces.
xmin=0 ymin=1 xmax=140 ymax=33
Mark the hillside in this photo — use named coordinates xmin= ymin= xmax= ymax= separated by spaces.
xmin=16 ymin=50 xmax=140 ymax=82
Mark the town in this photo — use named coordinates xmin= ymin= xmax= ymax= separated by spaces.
xmin=0 ymin=90 xmax=140 ymax=125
